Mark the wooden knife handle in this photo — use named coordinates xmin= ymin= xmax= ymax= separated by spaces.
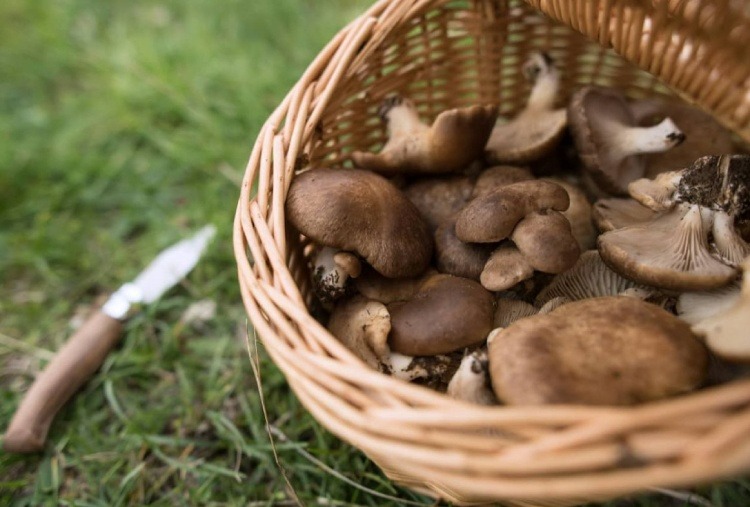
xmin=3 ymin=311 xmax=123 ymax=453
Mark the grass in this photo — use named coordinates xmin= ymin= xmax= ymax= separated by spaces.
xmin=0 ymin=0 xmax=748 ymax=505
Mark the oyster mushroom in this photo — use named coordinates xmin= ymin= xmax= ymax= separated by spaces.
xmin=630 ymin=98 xmax=737 ymax=178
xmin=485 ymin=52 xmax=567 ymax=164
xmin=592 ymin=197 xmax=658 ymax=232
xmin=568 ymin=86 xmax=685 ymax=195
xmin=599 ymin=155 xmax=750 ymax=290
xmin=471 ymin=165 xmax=534 ymax=199
xmin=404 ymin=176 xmax=474 ymax=232
xmin=310 ymin=246 xmax=362 ymax=304
xmin=543 ymin=177 xmax=597 ymax=250
xmin=480 ymin=244 xmax=535 ymax=292
xmin=434 ymin=215 xmax=493 ymax=280
xmin=689 ymin=257 xmax=750 ymax=362
xmin=677 ymin=282 xmax=741 ymax=326
xmin=446 ymin=349 xmax=497 ymax=406
xmin=388 ymin=274 xmax=495 ymax=356
xmin=456 ymin=180 xmax=570 ymax=243
xmin=351 ymin=96 xmax=497 ymax=174
xmin=354 ymin=267 xmax=436 ymax=305
xmin=286 ymin=168 xmax=433 ymax=294
xmin=493 ymin=297 xmax=538 ymax=328
xmin=327 ymin=295 xmax=392 ymax=371
xmin=487 ymin=297 xmax=708 ymax=405
xmin=509 ymin=210 xmax=580 ymax=274
xmin=535 ymin=250 xmax=648 ymax=306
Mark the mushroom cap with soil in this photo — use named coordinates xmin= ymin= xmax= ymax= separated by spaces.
xmin=351 ymin=96 xmax=498 ymax=174
xmin=568 ymin=86 xmax=685 ymax=195
xmin=487 ymin=296 xmax=708 ymax=405
xmin=286 ymin=167 xmax=433 ymax=279
xmin=388 ymin=274 xmax=495 ymax=356
xmin=485 ymin=52 xmax=567 ymax=164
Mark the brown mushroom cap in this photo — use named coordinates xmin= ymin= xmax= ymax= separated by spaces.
xmin=434 ymin=215 xmax=493 ymax=280
xmin=456 ymin=180 xmax=570 ymax=243
xmin=488 ymin=297 xmax=708 ymax=405
xmin=480 ymin=244 xmax=535 ymax=291
xmin=592 ymin=198 xmax=658 ymax=232
xmin=510 ymin=210 xmax=581 ymax=274
xmin=351 ymin=97 xmax=498 ymax=174
xmin=286 ymin=168 xmax=433 ymax=278
xmin=471 ymin=165 xmax=534 ymax=199
xmin=354 ymin=267 xmax=436 ymax=305
xmin=404 ymin=176 xmax=474 ymax=231
xmin=543 ymin=177 xmax=596 ymax=250
xmin=388 ymin=274 xmax=495 ymax=356
xmin=598 ymin=203 xmax=737 ymax=291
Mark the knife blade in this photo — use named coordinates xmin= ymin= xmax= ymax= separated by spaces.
xmin=3 ymin=225 xmax=216 ymax=453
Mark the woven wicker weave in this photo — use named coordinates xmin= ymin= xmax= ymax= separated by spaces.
xmin=234 ymin=0 xmax=750 ymax=504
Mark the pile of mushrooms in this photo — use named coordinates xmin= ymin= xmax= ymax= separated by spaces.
xmin=285 ymin=51 xmax=750 ymax=407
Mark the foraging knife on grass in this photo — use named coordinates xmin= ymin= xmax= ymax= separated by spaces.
xmin=3 ymin=225 xmax=216 ymax=453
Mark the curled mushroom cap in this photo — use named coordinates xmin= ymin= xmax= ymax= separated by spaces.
xmin=628 ymin=170 xmax=682 ymax=212
xmin=388 ymin=274 xmax=495 ymax=356
xmin=456 ymin=180 xmax=570 ymax=243
xmin=543 ymin=177 xmax=596 ymax=250
xmin=286 ymin=168 xmax=433 ymax=279
xmin=510 ymin=210 xmax=581 ymax=274
xmin=480 ymin=244 xmax=535 ymax=292
xmin=598 ymin=203 xmax=737 ymax=291
xmin=568 ymin=86 xmax=685 ymax=195
xmin=351 ymin=96 xmax=498 ymax=174
xmin=486 ymin=52 xmax=567 ymax=164
xmin=487 ymin=297 xmax=708 ymax=405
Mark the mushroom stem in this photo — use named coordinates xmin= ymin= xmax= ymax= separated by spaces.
xmin=525 ymin=57 xmax=560 ymax=113
xmin=712 ymin=211 xmax=750 ymax=266
xmin=312 ymin=246 xmax=353 ymax=302
xmin=605 ymin=117 xmax=685 ymax=161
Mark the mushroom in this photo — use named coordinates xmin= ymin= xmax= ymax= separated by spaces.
xmin=286 ymin=168 xmax=433 ymax=287
xmin=568 ymin=86 xmax=685 ymax=195
xmin=509 ymin=210 xmax=581 ymax=274
xmin=592 ymin=198 xmax=658 ymax=232
xmin=688 ymin=257 xmax=750 ymax=362
xmin=446 ymin=349 xmax=497 ymax=406
xmin=487 ymin=297 xmax=708 ymax=405
xmin=629 ymin=98 xmax=737 ymax=178
xmin=543 ymin=177 xmax=597 ymax=250
xmin=404 ymin=176 xmax=474 ymax=232
xmin=327 ymin=295 xmax=392 ymax=372
xmin=485 ymin=52 xmax=567 ymax=164
xmin=628 ymin=170 xmax=682 ymax=212
xmin=471 ymin=165 xmax=534 ymax=199
xmin=677 ymin=282 xmax=741 ymax=326
xmin=598 ymin=203 xmax=737 ymax=291
xmin=388 ymin=274 xmax=495 ymax=356
xmin=493 ymin=297 xmax=538 ymax=328
xmin=310 ymin=246 xmax=362 ymax=304
xmin=351 ymin=96 xmax=498 ymax=174
xmin=535 ymin=250 xmax=648 ymax=306
xmin=456 ymin=180 xmax=570 ymax=243
xmin=599 ymin=155 xmax=750 ymax=290
xmin=354 ymin=267 xmax=436 ymax=305
xmin=434 ymin=215 xmax=493 ymax=280
xmin=480 ymin=244 xmax=535 ymax=292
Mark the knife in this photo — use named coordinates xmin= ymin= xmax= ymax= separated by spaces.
xmin=3 ymin=225 xmax=216 ymax=453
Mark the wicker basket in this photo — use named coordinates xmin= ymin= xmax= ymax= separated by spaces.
xmin=234 ymin=0 xmax=750 ymax=504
